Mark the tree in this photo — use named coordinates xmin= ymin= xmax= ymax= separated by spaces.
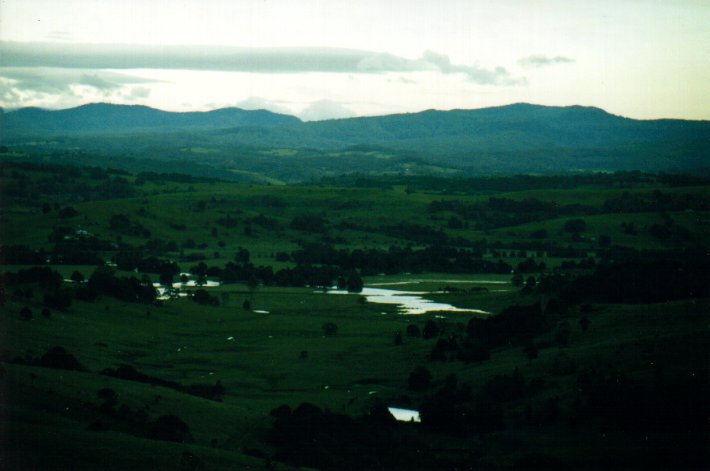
xmin=59 ymin=206 xmax=78 ymax=218
xmin=406 ymin=324 xmax=421 ymax=338
xmin=247 ymin=275 xmax=259 ymax=293
xmin=555 ymin=321 xmax=571 ymax=347
xmin=158 ymin=261 xmax=180 ymax=286
xmin=394 ymin=331 xmax=403 ymax=345
xmin=523 ymin=342 xmax=539 ymax=360
xmin=579 ymin=317 xmax=591 ymax=332
xmin=20 ymin=306 xmax=32 ymax=320
xmin=38 ymin=346 xmax=85 ymax=371
xmin=422 ymin=319 xmax=440 ymax=339
xmin=70 ymin=270 xmax=85 ymax=283
xmin=346 ymin=272 xmax=363 ymax=293
xmin=149 ymin=415 xmax=192 ymax=443
xmin=43 ymin=290 xmax=72 ymax=310
xmin=522 ymin=275 xmax=537 ymax=294
xmin=563 ymin=218 xmax=587 ymax=234
xmin=193 ymin=289 xmax=218 ymax=306
xmin=408 ymin=366 xmax=432 ymax=391
xmin=97 ymin=388 xmax=119 ymax=413
xmin=322 ymin=322 xmax=338 ymax=337
xmin=598 ymin=234 xmax=612 ymax=247
xmin=235 ymin=247 xmax=250 ymax=264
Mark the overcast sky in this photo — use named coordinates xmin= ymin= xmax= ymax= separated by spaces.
xmin=1 ymin=0 xmax=708 ymax=120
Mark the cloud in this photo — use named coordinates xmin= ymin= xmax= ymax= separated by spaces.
xmin=236 ymin=96 xmax=293 ymax=115
xmin=0 ymin=42 xmax=522 ymax=85
xmin=356 ymin=52 xmax=422 ymax=73
xmin=78 ymin=73 xmax=120 ymax=91
xmin=46 ymin=32 xmax=73 ymax=41
xmin=0 ymin=68 xmax=158 ymax=109
xmin=128 ymin=87 xmax=151 ymax=99
xmin=0 ymin=80 xmax=24 ymax=108
xmin=299 ymin=99 xmax=356 ymax=121
xmin=420 ymin=50 xmax=521 ymax=85
xmin=518 ymin=55 xmax=575 ymax=69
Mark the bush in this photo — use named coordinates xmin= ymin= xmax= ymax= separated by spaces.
xmin=406 ymin=324 xmax=421 ymax=337
xmin=38 ymin=346 xmax=86 ymax=371
xmin=422 ymin=319 xmax=440 ymax=339
xmin=148 ymin=415 xmax=192 ymax=443
xmin=408 ymin=366 xmax=432 ymax=391
xmin=563 ymin=218 xmax=587 ymax=234
xmin=458 ymin=340 xmax=490 ymax=362
xmin=322 ymin=322 xmax=338 ymax=337
xmin=20 ymin=306 xmax=32 ymax=320
xmin=193 ymin=289 xmax=219 ymax=306
xmin=43 ymin=290 xmax=72 ymax=310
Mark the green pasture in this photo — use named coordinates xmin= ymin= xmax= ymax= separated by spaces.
xmin=3 ymin=274 xmax=707 ymax=468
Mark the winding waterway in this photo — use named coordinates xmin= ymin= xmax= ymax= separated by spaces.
xmin=328 ymin=286 xmax=490 ymax=315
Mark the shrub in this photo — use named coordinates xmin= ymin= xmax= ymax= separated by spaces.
xmin=38 ymin=346 xmax=86 ymax=371
xmin=148 ymin=415 xmax=192 ymax=443
xmin=43 ymin=290 xmax=72 ymax=310
xmin=408 ymin=366 xmax=432 ymax=391
xmin=19 ymin=306 xmax=32 ymax=320
xmin=322 ymin=322 xmax=338 ymax=337
xmin=422 ymin=319 xmax=440 ymax=339
xmin=406 ymin=324 xmax=421 ymax=337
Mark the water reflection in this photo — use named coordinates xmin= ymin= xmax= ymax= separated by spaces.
xmin=152 ymin=278 xmax=221 ymax=301
xmin=328 ymin=287 xmax=489 ymax=315
xmin=388 ymin=407 xmax=421 ymax=422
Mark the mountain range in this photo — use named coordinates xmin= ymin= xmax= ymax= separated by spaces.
xmin=1 ymin=103 xmax=708 ymax=177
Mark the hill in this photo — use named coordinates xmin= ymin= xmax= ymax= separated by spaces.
xmin=0 ymin=103 xmax=300 ymax=135
xmin=1 ymin=103 xmax=708 ymax=176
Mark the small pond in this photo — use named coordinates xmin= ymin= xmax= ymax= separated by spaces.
xmin=387 ymin=407 xmax=421 ymax=422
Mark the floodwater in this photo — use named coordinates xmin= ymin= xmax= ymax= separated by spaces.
xmin=152 ymin=277 xmax=221 ymax=301
xmin=328 ymin=287 xmax=489 ymax=315
xmin=369 ymin=279 xmax=508 ymax=286
xmin=387 ymin=407 xmax=421 ymax=422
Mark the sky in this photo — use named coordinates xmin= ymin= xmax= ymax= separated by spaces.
xmin=0 ymin=0 xmax=709 ymax=121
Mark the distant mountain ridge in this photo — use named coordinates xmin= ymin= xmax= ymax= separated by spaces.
xmin=0 ymin=103 xmax=301 ymax=135
xmin=1 ymin=102 xmax=708 ymax=175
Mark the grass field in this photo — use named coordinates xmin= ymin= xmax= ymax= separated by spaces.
xmin=1 ymin=164 xmax=708 ymax=469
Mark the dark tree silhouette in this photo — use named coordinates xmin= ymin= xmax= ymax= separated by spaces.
xmin=563 ymin=218 xmax=587 ymax=234
xmin=408 ymin=366 xmax=432 ymax=391
xmin=406 ymin=324 xmax=421 ymax=337
xmin=579 ymin=317 xmax=591 ymax=332
xmin=20 ymin=306 xmax=32 ymax=320
xmin=148 ymin=415 xmax=192 ymax=443
xmin=523 ymin=342 xmax=539 ymax=360
xmin=422 ymin=319 xmax=440 ymax=339
xmin=38 ymin=346 xmax=85 ymax=371
xmin=346 ymin=272 xmax=363 ymax=293
xmin=322 ymin=322 xmax=338 ymax=337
